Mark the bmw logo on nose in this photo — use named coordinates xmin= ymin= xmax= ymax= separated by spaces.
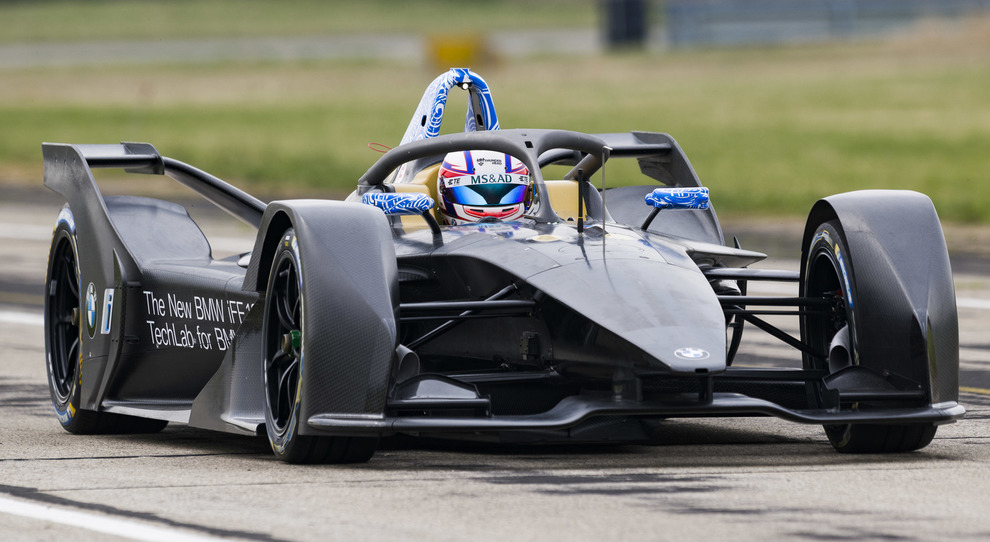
xmin=85 ymin=282 xmax=98 ymax=338
xmin=674 ymin=347 xmax=710 ymax=360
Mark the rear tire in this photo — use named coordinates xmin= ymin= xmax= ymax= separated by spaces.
xmin=261 ymin=229 xmax=377 ymax=464
xmin=45 ymin=216 xmax=168 ymax=434
xmin=803 ymin=220 xmax=936 ymax=453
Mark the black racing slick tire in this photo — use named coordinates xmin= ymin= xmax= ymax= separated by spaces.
xmin=802 ymin=220 xmax=936 ymax=453
xmin=261 ymin=229 xmax=378 ymax=464
xmin=45 ymin=213 xmax=168 ymax=434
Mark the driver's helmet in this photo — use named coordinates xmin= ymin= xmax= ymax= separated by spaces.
xmin=436 ymin=150 xmax=531 ymax=225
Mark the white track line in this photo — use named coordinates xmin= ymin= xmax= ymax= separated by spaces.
xmin=0 ymin=224 xmax=53 ymax=241
xmin=0 ymin=495 xmax=227 ymax=542
xmin=0 ymin=310 xmax=44 ymax=327
xmin=959 ymin=298 xmax=990 ymax=310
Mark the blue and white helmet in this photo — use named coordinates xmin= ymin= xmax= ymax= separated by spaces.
xmin=436 ymin=150 xmax=531 ymax=225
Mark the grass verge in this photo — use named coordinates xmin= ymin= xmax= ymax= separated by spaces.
xmin=2 ymin=17 xmax=988 ymax=222
xmin=0 ymin=0 xmax=596 ymax=43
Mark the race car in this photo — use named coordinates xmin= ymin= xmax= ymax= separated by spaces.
xmin=42 ymin=69 xmax=964 ymax=463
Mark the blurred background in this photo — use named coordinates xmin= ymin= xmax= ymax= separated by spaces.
xmin=1 ymin=0 xmax=988 ymax=225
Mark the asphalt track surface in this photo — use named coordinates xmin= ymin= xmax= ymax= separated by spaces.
xmin=1 ymin=187 xmax=989 ymax=541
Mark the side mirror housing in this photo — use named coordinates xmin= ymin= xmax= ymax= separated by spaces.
xmin=362 ymin=192 xmax=435 ymax=215
xmin=645 ymin=187 xmax=710 ymax=210
xmin=641 ymin=187 xmax=710 ymax=231
xmin=362 ymin=192 xmax=442 ymax=236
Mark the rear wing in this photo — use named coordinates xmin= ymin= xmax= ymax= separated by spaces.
xmin=43 ymin=142 xmax=266 ymax=228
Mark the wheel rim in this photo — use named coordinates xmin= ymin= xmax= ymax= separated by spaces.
xmin=264 ymin=251 xmax=302 ymax=437
xmin=805 ymin=248 xmax=848 ymax=370
xmin=47 ymin=235 xmax=80 ymax=404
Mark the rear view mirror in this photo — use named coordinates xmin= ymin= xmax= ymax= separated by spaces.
xmin=641 ymin=187 xmax=710 ymax=230
xmin=362 ymin=192 xmax=435 ymax=215
xmin=362 ymin=191 xmax=442 ymax=236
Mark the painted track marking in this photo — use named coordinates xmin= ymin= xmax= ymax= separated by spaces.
xmin=958 ymin=298 xmax=990 ymax=310
xmin=0 ymin=310 xmax=44 ymax=327
xmin=0 ymin=495 xmax=229 ymax=542
xmin=961 ymin=386 xmax=990 ymax=396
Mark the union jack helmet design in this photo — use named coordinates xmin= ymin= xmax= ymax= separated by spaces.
xmin=436 ymin=150 xmax=531 ymax=225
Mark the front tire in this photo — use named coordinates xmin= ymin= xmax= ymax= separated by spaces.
xmin=803 ymin=220 xmax=936 ymax=453
xmin=261 ymin=229 xmax=377 ymax=464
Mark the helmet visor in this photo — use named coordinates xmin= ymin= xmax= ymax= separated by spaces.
xmin=442 ymin=183 xmax=528 ymax=206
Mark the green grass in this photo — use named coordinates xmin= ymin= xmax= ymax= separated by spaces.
xmin=0 ymin=0 xmax=596 ymax=43
xmin=2 ymin=11 xmax=989 ymax=223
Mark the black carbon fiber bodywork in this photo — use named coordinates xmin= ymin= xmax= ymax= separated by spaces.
xmin=800 ymin=190 xmax=960 ymax=405
xmin=43 ymin=144 xmax=260 ymax=420
xmin=187 ymin=304 xmax=266 ymax=435
xmin=41 ymin=133 xmax=965 ymax=458
xmin=248 ymin=201 xmax=399 ymax=433
xmin=44 ymin=144 xmax=141 ymax=410
xmin=388 ymin=221 xmax=730 ymax=374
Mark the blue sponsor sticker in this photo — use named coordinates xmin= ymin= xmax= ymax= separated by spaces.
xmin=100 ymin=288 xmax=114 ymax=335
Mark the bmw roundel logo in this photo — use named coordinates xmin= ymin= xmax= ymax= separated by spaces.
xmin=85 ymin=282 xmax=98 ymax=338
xmin=674 ymin=347 xmax=710 ymax=360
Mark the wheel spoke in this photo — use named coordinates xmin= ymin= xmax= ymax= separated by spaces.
xmin=267 ymin=344 xmax=299 ymax=430
xmin=287 ymin=267 xmax=298 ymax=308
xmin=274 ymin=270 xmax=297 ymax=331
xmin=66 ymin=335 xmax=79 ymax=366
xmin=275 ymin=356 xmax=299 ymax=427
xmin=61 ymin=255 xmax=79 ymax=298
xmin=291 ymin=297 xmax=301 ymax=329
xmin=52 ymin=337 xmax=66 ymax=389
xmin=267 ymin=350 xmax=288 ymax=376
xmin=278 ymin=356 xmax=300 ymax=404
xmin=287 ymin=260 xmax=300 ymax=322
xmin=61 ymin=336 xmax=79 ymax=392
xmin=280 ymin=278 xmax=298 ymax=330
xmin=278 ymin=294 xmax=295 ymax=329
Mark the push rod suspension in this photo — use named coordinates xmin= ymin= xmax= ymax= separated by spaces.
xmin=405 ymin=284 xmax=522 ymax=349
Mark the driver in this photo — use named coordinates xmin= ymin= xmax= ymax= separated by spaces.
xmin=436 ymin=150 xmax=531 ymax=225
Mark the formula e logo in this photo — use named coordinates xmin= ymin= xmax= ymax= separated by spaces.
xmin=85 ymin=282 xmax=98 ymax=338
xmin=674 ymin=347 xmax=710 ymax=360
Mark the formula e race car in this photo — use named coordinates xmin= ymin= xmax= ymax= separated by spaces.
xmin=42 ymin=69 xmax=963 ymax=463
